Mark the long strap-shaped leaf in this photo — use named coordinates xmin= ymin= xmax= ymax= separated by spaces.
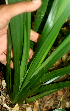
xmin=30 ymin=0 xmax=49 ymax=50
xmin=6 ymin=0 xmax=70 ymax=104
xmin=7 ymin=0 xmax=31 ymax=101
xmin=40 ymin=65 xmax=70 ymax=84
xmin=20 ymin=6 xmax=31 ymax=87
xmin=10 ymin=15 xmax=23 ymax=98
xmin=32 ymin=1 xmax=70 ymax=69
xmin=31 ymin=65 xmax=70 ymax=88
xmin=20 ymin=34 xmax=70 ymax=95
xmin=22 ymin=3 xmax=70 ymax=88
xmin=14 ymin=65 xmax=70 ymax=104
xmin=26 ymin=81 xmax=70 ymax=103
xmin=6 ymin=25 xmax=13 ymax=100
xmin=35 ymin=0 xmax=70 ymax=52
xmin=29 ymin=0 xmax=70 ymax=69
xmin=7 ymin=0 xmax=24 ymax=98
xmin=31 ymin=34 xmax=70 ymax=78
xmin=15 ymin=32 xmax=70 ymax=103
xmin=33 ymin=0 xmax=49 ymax=32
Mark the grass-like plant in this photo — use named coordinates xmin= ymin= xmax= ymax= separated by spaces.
xmin=6 ymin=0 xmax=70 ymax=104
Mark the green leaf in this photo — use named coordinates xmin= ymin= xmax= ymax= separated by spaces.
xmin=8 ymin=0 xmax=24 ymax=99
xmin=22 ymin=4 xmax=70 ymax=88
xmin=40 ymin=65 xmax=70 ymax=84
xmin=53 ymin=109 xmax=66 ymax=111
xmin=6 ymin=25 xmax=13 ymax=100
xmin=26 ymin=81 xmax=70 ymax=103
xmin=15 ymin=64 xmax=70 ymax=103
xmin=6 ymin=0 xmax=70 ymax=104
xmin=34 ymin=2 xmax=70 ymax=69
xmin=10 ymin=15 xmax=23 ymax=98
xmin=7 ymin=0 xmax=31 ymax=102
xmin=20 ymin=12 xmax=31 ymax=88
xmin=17 ymin=65 xmax=70 ymax=103
xmin=33 ymin=0 xmax=49 ymax=32
xmin=30 ymin=0 xmax=49 ymax=50
xmin=19 ymin=33 xmax=70 ymax=98
xmin=32 ymin=34 xmax=70 ymax=77
xmin=35 ymin=0 xmax=70 ymax=51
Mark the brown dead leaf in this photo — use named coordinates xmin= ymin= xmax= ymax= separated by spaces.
xmin=11 ymin=103 xmax=19 ymax=111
